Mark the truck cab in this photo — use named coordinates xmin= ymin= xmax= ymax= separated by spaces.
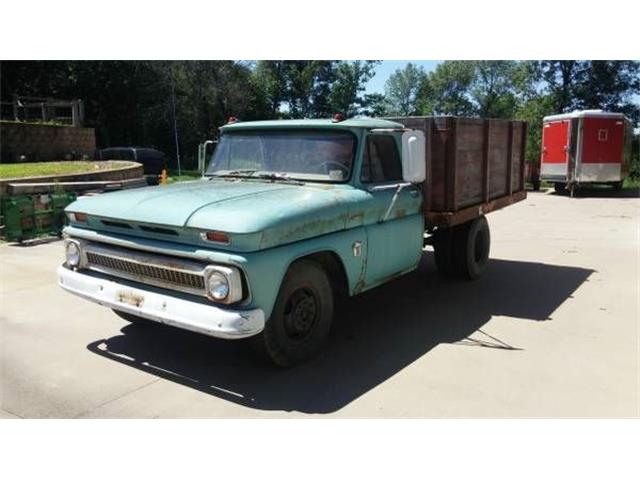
xmin=58 ymin=117 xmax=429 ymax=366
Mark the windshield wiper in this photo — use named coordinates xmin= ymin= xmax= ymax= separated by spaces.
xmin=254 ymin=172 xmax=304 ymax=184
xmin=208 ymin=169 xmax=257 ymax=178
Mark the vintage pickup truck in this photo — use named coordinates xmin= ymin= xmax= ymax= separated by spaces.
xmin=58 ymin=115 xmax=527 ymax=366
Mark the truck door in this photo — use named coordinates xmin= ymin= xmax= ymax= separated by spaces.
xmin=540 ymin=120 xmax=571 ymax=181
xmin=359 ymin=134 xmax=424 ymax=288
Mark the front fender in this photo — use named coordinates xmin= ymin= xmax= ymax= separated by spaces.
xmin=239 ymin=227 xmax=367 ymax=319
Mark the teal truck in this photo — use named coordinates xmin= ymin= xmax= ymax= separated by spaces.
xmin=58 ymin=115 xmax=527 ymax=366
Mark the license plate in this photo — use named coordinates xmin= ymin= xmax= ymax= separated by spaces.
xmin=116 ymin=290 xmax=144 ymax=308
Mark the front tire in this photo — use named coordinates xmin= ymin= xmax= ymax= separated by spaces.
xmin=254 ymin=260 xmax=334 ymax=367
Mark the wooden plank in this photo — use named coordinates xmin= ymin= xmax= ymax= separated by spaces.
xmin=519 ymin=122 xmax=528 ymax=191
xmin=482 ymin=119 xmax=490 ymax=203
xmin=447 ymin=117 xmax=458 ymax=211
xmin=506 ymin=122 xmax=514 ymax=195
xmin=425 ymin=190 xmax=527 ymax=228
xmin=423 ymin=117 xmax=432 ymax=214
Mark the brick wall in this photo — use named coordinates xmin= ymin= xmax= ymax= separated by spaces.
xmin=0 ymin=121 xmax=96 ymax=162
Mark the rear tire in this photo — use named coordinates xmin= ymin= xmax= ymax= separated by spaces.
xmin=452 ymin=216 xmax=491 ymax=280
xmin=253 ymin=259 xmax=334 ymax=367
xmin=112 ymin=309 xmax=154 ymax=326
xmin=433 ymin=228 xmax=455 ymax=278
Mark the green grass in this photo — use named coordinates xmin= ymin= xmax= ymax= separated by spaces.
xmin=0 ymin=161 xmax=131 ymax=179
xmin=623 ymin=177 xmax=640 ymax=189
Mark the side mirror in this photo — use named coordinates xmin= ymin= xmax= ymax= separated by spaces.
xmin=401 ymin=130 xmax=426 ymax=183
xmin=198 ymin=140 xmax=217 ymax=177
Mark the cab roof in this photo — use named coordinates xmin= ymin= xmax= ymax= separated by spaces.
xmin=220 ymin=118 xmax=405 ymax=132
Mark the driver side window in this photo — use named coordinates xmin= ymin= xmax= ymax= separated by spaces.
xmin=361 ymin=135 xmax=402 ymax=183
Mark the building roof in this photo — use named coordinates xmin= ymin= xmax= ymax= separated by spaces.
xmin=220 ymin=118 xmax=405 ymax=132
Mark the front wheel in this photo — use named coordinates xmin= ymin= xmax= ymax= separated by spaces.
xmin=253 ymin=259 xmax=334 ymax=367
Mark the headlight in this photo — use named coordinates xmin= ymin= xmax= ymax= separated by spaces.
xmin=204 ymin=266 xmax=243 ymax=304
xmin=65 ymin=240 xmax=81 ymax=267
xmin=207 ymin=272 xmax=229 ymax=300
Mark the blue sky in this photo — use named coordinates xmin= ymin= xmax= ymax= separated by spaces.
xmin=365 ymin=61 xmax=441 ymax=95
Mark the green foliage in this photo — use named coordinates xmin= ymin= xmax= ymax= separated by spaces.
xmin=2 ymin=59 xmax=638 ymax=177
xmin=418 ymin=61 xmax=475 ymax=116
xmin=384 ymin=63 xmax=427 ymax=116
xmin=329 ymin=61 xmax=380 ymax=117
xmin=515 ymin=94 xmax=556 ymax=165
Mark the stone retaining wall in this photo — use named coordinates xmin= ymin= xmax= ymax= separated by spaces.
xmin=1 ymin=121 xmax=96 ymax=162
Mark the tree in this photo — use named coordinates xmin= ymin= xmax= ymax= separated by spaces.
xmin=384 ymin=63 xmax=426 ymax=116
xmin=573 ymin=61 xmax=640 ymax=123
xmin=328 ymin=61 xmax=379 ymax=117
xmin=538 ymin=60 xmax=583 ymax=113
xmin=417 ymin=61 xmax=475 ymax=116
xmin=470 ymin=61 xmax=519 ymax=118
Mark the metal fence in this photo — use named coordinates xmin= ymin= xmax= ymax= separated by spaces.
xmin=0 ymin=95 xmax=85 ymax=126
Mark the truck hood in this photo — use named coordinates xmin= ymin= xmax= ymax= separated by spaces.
xmin=68 ymin=179 xmax=364 ymax=251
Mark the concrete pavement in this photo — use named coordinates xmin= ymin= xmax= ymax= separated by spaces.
xmin=1 ymin=188 xmax=638 ymax=417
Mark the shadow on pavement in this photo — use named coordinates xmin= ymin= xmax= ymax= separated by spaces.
xmin=552 ymin=186 xmax=639 ymax=199
xmin=87 ymin=252 xmax=593 ymax=414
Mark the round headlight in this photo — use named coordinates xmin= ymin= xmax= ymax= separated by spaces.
xmin=207 ymin=271 xmax=229 ymax=300
xmin=65 ymin=241 xmax=81 ymax=267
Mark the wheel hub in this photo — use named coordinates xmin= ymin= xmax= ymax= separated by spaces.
xmin=284 ymin=289 xmax=318 ymax=340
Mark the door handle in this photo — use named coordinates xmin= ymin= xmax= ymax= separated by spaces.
xmin=409 ymin=189 xmax=419 ymax=198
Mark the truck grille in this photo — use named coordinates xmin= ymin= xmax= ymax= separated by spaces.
xmin=82 ymin=242 xmax=207 ymax=296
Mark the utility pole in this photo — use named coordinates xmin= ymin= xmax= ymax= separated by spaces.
xmin=170 ymin=64 xmax=182 ymax=177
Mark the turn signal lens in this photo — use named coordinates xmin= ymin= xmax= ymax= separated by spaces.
xmin=67 ymin=212 xmax=88 ymax=223
xmin=202 ymin=231 xmax=230 ymax=244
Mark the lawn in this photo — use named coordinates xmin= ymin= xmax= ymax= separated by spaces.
xmin=0 ymin=161 xmax=131 ymax=179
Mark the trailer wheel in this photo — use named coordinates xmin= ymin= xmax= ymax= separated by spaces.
xmin=432 ymin=228 xmax=455 ymax=278
xmin=553 ymin=182 xmax=566 ymax=194
xmin=252 ymin=259 xmax=334 ymax=367
xmin=452 ymin=216 xmax=491 ymax=280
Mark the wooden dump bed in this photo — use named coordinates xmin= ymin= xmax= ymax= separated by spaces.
xmin=388 ymin=116 xmax=528 ymax=228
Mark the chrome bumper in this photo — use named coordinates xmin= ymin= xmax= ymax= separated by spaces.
xmin=57 ymin=265 xmax=265 ymax=339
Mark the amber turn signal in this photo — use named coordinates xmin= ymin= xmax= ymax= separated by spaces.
xmin=202 ymin=231 xmax=230 ymax=244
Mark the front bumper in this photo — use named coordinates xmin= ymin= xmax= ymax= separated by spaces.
xmin=57 ymin=265 xmax=265 ymax=339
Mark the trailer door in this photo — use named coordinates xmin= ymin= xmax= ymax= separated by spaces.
xmin=540 ymin=120 xmax=571 ymax=182
xmin=576 ymin=117 xmax=625 ymax=182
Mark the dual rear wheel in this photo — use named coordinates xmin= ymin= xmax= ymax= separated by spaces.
xmin=432 ymin=216 xmax=491 ymax=280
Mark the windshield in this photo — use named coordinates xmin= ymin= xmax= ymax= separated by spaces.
xmin=206 ymin=130 xmax=356 ymax=182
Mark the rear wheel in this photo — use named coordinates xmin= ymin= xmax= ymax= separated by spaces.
xmin=432 ymin=228 xmax=455 ymax=278
xmin=253 ymin=259 xmax=334 ymax=367
xmin=452 ymin=216 xmax=491 ymax=280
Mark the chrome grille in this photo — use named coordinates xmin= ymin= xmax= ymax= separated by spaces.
xmin=82 ymin=241 xmax=207 ymax=296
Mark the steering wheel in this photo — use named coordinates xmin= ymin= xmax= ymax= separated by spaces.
xmin=318 ymin=160 xmax=348 ymax=178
